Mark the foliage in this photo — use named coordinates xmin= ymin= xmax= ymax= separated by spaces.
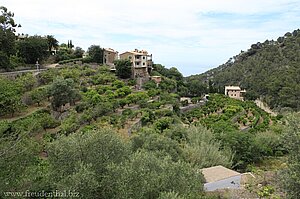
xmin=47 ymin=128 xmax=130 ymax=196
xmin=60 ymin=111 xmax=80 ymax=134
xmin=87 ymin=45 xmax=103 ymax=63
xmin=257 ymin=185 xmax=275 ymax=198
xmin=102 ymin=150 xmax=204 ymax=199
xmin=46 ymin=35 xmax=59 ymax=53
xmin=0 ymin=6 xmax=20 ymax=69
xmin=16 ymin=73 xmax=36 ymax=92
xmin=7 ymin=110 xmax=59 ymax=134
xmin=55 ymin=48 xmax=75 ymax=62
xmin=131 ymin=130 xmax=183 ymax=161
xmin=188 ymin=29 xmax=300 ymax=111
xmin=73 ymin=46 xmax=84 ymax=58
xmin=0 ymin=77 xmax=23 ymax=116
xmin=17 ymin=35 xmax=49 ymax=64
xmin=143 ymin=80 xmax=157 ymax=90
xmin=49 ymin=78 xmax=78 ymax=111
xmin=154 ymin=117 xmax=174 ymax=132
xmin=114 ymin=59 xmax=132 ymax=79
xmin=37 ymin=68 xmax=59 ymax=85
xmin=159 ymin=77 xmax=177 ymax=92
xmin=0 ymin=132 xmax=40 ymax=193
xmin=280 ymin=113 xmax=300 ymax=198
xmin=183 ymin=94 xmax=278 ymax=169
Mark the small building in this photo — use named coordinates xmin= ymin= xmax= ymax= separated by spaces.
xmin=150 ymin=76 xmax=162 ymax=84
xmin=201 ymin=165 xmax=241 ymax=191
xmin=82 ymin=52 xmax=89 ymax=58
xmin=119 ymin=49 xmax=153 ymax=78
xmin=180 ymin=97 xmax=192 ymax=104
xmin=225 ymin=86 xmax=246 ymax=101
xmin=103 ymin=48 xmax=118 ymax=70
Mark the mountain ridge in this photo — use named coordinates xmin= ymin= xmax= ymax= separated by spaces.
xmin=187 ymin=29 xmax=300 ymax=111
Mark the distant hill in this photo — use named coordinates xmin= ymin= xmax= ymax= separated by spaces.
xmin=188 ymin=29 xmax=300 ymax=111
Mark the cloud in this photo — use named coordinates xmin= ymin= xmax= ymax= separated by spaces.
xmin=2 ymin=0 xmax=300 ymax=76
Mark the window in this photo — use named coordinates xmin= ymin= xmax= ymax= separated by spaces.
xmin=143 ymin=62 xmax=145 ymax=65
xmin=143 ymin=56 xmax=145 ymax=59
xmin=129 ymin=56 xmax=132 ymax=59
xmin=136 ymin=62 xmax=140 ymax=65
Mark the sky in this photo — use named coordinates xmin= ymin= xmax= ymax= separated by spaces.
xmin=2 ymin=0 xmax=300 ymax=76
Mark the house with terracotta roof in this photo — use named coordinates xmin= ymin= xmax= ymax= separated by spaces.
xmin=119 ymin=49 xmax=153 ymax=78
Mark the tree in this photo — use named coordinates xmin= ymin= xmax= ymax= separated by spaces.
xmin=0 ymin=131 xmax=40 ymax=192
xmin=167 ymin=67 xmax=183 ymax=81
xmin=55 ymin=162 xmax=99 ymax=199
xmin=182 ymin=125 xmax=233 ymax=169
xmin=0 ymin=51 xmax=10 ymax=69
xmin=0 ymin=6 xmax=20 ymax=32
xmin=0 ymin=6 xmax=20 ymax=69
xmin=67 ymin=40 xmax=74 ymax=49
xmin=102 ymin=150 xmax=204 ymax=199
xmin=154 ymin=117 xmax=174 ymax=133
xmin=0 ymin=77 xmax=23 ymax=116
xmin=16 ymin=73 xmax=36 ymax=92
xmin=281 ymin=113 xmax=300 ymax=198
xmin=87 ymin=45 xmax=103 ymax=63
xmin=30 ymin=87 xmax=47 ymax=106
xmin=187 ymin=80 xmax=207 ymax=96
xmin=114 ymin=59 xmax=132 ymax=79
xmin=74 ymin=46 xmax=84 ymax=58
xmin=47 ymin=128 xmax=130 ymax=196
xmin=17 ymin=36 xmax=49 ymax=64
xmin=46 ymin=35 xmax=59 ymax=53
xmin=49 ymin=78 xmax=77 ymax=111
xmin=159 ymin=78 xmax=177 ymax=92
xmin=131 ymin=130 xmax=183 ymax=161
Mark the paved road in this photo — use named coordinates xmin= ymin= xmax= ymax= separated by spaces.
xmin=0 ymin=63 xmax=59 ymax=76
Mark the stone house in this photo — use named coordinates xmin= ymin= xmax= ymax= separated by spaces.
xmin=225 ymin=86 xmax=246 ymax=101
xmin=119 ymin=49 xmax=153 ymax=78
xmin=103 ymin=48 xmax=118 ymax=70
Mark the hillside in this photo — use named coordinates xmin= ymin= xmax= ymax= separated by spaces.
xmin=2 ymin=5 xmax=300 ymax=198
xmin=0 ymin=63 xmax=288 ymax=198
xmin=187 ymin=29 xmax=300 ymax=111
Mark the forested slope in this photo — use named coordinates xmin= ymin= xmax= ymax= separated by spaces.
xmin=188 ymin=29 xmax=300 ymax=111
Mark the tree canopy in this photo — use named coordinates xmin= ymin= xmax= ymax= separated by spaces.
xmin=87 ymin=45 xmax=103 ymax=63
xmin=0 ymin=6 xmax=20 ymax=69
xmin=114 ymin=59 xmax=132 ymax=79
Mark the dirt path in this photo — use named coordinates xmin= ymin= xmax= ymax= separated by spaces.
xmin=255 ymin=99 xmax=277 ymax=116
xmin=44 ymin=63 xmax=59 ymax=68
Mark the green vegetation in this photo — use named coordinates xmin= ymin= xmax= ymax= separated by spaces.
xmin=87 ymin=45 xmax=103 ymax=63
xmin=280 ymin=113 xmax=300 ymax=198
xmin=0 ymin=63 xmax=234 ymax=198
xmin=0 ymin=58 xmax=297 ymax=199
xmin=187 ymin=29 xmax=300 ymax=111
xmin=0 ymin=6 xmax=20 ymax=69
xmin=17 ymin=36 xmax=49 ymax=64
xmin=183 ymin=94 xmax=284 ymax=169
xmin=115 ymin=59 xmax=132 ymax=79
xmin=0 ymin=7 xmax=299 ymax=198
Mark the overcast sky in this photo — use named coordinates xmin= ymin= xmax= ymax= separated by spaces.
xmin=2 ymin=0 xmax=300 ymax=76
